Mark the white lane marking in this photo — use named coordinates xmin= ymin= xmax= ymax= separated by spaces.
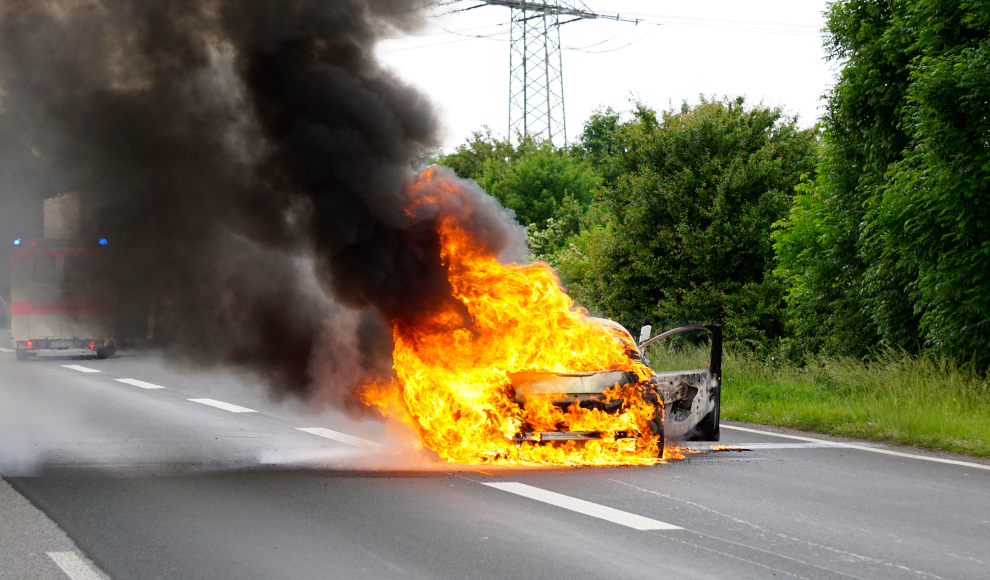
xmin=0 ymin=347 xmax=14 ymax=352
xmin=115 ymin=378 xmax=165 ymax=390
xmin=188 ymin=398 xmax=256 ymax=413
xmin=61 ymin=365 xmax=100 ymax=373
xmin=733 ymin=442 xmax=873 ymax=450
xmin=722 ymin=424 xmax=990 ymax=472
xmin=610 ymin=478 xmax=941 ymax=580
xmin=684 ymin=442 xmax=852 ymax=452
xmin=484 ymin=482 xmax=681 ymax=531
xmin=47 ymin=552 xmax=103 ymax=580
xmin=296 ymin=427 xmax=382 ymax=448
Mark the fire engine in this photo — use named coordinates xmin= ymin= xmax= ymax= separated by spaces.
xmin=11 ymin=192 xmax=116 ymax=361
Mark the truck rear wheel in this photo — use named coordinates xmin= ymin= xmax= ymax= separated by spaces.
xmin=15 ymin=350 xmax=31 ymax=361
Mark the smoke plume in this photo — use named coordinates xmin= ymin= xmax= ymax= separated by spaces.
xmin=0 ymin=0 xmax=525 ymax=407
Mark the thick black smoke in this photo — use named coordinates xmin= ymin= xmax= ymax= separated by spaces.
xmin=0 ymin=0 xmax=523 ymax=407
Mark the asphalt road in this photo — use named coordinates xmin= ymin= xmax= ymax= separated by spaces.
xmin=2 ymin=331 xmax=989 ymax=580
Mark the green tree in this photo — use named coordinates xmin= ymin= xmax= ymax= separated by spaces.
xmin=775 ymin=0 xmax=990 ymax=364
xmin=579 ymin=107 xmax=622 ymax=179
xmin=476 ymin=138 xmax=598 ymax=229
xmin=563 ymin=98 xmax=818 ymax=347
xmin=774 ymin=0 xmax=920 ymax=358
xmin=431 ymin=127 xmax=515 ymax=181
xmin=874 ymin=3 xmax=990 ymax=363
xmin=434 ymin=130 xmax=600 ymax=258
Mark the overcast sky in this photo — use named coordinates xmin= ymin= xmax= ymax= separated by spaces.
xmin=377 ymin=0 xmax=835 ymax=150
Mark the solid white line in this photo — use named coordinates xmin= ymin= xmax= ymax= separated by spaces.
xmin=0 ymin=347 xmax=13 ymax=353
xmin=722 ymin=424 xmax=990 ymax=471
xmin=484 ymin=482 xmax=681 ymax=531
xmin=47 ymin=552 xmax=103 ymax=580
xmin=61 ymin=365 xmax=100 ymax=373
xmin=730 ymin=442 xmax=848 ymax=450
xmin=188 ymin=398 xmax=256 ymax=413
xmin=684 ymin=441 xmax=853 ymax=451
xmin=296 ymin=427 xmax=382 ymax=448
xmin=115 ymin=378 xmax=166 ymax=390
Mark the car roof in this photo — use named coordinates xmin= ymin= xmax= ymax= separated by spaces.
xmin=587 ymin=317 xmax=633 ymax=337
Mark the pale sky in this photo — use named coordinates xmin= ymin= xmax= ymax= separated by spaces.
xmin=377 ymin=0 xmax=835 ymax=151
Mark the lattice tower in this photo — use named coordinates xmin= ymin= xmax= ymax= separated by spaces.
xmin=481 ymin=1 xmax=597 ymax=144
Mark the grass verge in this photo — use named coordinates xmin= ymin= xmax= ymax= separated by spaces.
xmin=643 ymin=342 xmax=990 ymax=458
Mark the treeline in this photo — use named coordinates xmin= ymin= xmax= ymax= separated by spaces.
xmin=776 ymin=0 xmax=990 ymax=365
xmin=435 ymin=100 xmax=817 ymax=350
xmin=435 ymin=0 xmax=990 ymax=369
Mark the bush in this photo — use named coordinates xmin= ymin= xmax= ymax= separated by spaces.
xmin=433 ymin=130 xmax=599 ymax=259
xmin=561 ymin=98 xmax=818 ymax=349
xmin=775 ymin=0 xmax=990 ymax=366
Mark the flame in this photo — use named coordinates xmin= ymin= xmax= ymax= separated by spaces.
xmin=359 ymin=168 xmax=664 ymax=465
xmin=708 ymin=444 xmax=743 ymax=452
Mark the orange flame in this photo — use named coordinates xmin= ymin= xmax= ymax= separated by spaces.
xmin=359 ymin=168 xmax=663 ymax=465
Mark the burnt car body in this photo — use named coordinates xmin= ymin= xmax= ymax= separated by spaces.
xmin=508 ymin=319 xmax=722 ymax=456
xmin=640 ymin=323 xmax=722 ymax=442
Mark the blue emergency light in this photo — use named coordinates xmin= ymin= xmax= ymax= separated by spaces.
xmin=13 ymin=238 xmax=21 ymax=246
xmin=98 ymin=238 xmax=108 ymax=246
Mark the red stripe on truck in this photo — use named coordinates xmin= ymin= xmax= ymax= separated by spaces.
xmin=10 ymin=249 xmax=109 ymax=259
xmin=11 ymin=301 xmax=113 ymax=316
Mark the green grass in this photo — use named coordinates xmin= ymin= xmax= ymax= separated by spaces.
xmin=643 ymin=342 xmax=990 ymax=457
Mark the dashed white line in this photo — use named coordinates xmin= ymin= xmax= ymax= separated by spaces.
xmin=47 ymin=552 xmax=103 ymax=580
xmin=731 ymin=442 xmax=867 ymax=450
xmin=115 ymin=378 xmax=166 ymax=390
xmin=484 ymin=482 xmax=681 ymax=531
xmin=296 ymin=427 xmax=382 ymax=448
xmin=61 ymin=365 xmax=100 ymax=373
xmin=0 ymin=347 xmax=14 ymax=353
xmin=722 ymin=424 xmax=990 ymax=471
xmin=188 ymin=398 xmax=256 ymax=413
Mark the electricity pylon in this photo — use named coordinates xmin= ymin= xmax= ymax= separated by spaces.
xmin=479 ymin=1 xmax=599 ymax=145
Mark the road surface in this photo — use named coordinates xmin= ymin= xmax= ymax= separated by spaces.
xmin=1 ymin=330 xmax=988 ymax=580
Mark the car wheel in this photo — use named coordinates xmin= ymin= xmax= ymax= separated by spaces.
xmin=693 ymin=388 xmax=720 ymax=441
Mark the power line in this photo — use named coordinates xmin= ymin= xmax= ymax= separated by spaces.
xmin=564 ymin=23 xmax=661 ymax=53
xmin=382 ymin=1 xmax=822 ymax=141
xmin=441 ymin=25 xmax=511 ymax=38
xmin=564 ymin=21 xmax=639 ymax=50
xmin=384 ymin=35 xmax=503 ymax=52
xmin=393 ymin=1 xmax=820 ymax=37
xmin=386 ymin=21 xmax=663 ymax=54
xmin=381 ymin=0 xmax=821 ymax=35
xmin=385 ymin=24 xmax=660 ymax=54
xmin=401 ymin=20 xmax=510 ymax=37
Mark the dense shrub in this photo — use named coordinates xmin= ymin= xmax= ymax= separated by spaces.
xmin=774 ymin=0 xmax=990 ymax=365
xmin=560 ymin=98 xmax=817 ymax=348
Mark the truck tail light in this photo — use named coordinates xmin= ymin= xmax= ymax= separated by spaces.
xmin=88 ymin=340 xmax=96 ymax=349
xmin=26 ymin=341 xmax=35 ymax=349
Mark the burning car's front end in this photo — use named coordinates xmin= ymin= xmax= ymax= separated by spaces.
xmin=506 ymin=320 xmax=722 ymax=455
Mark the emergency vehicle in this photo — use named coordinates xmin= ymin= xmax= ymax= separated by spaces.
xmin=11 ymin=192 xmax=116 ymax=361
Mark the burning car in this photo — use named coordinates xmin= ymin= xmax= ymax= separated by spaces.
xmin=507 ymin=320 xmax=722 ymax=456
xmin=361 ymin=168 xmax=720 ymax=466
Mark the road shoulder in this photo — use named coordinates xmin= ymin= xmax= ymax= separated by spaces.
xmin=0 ymin=476 xmax=110 ymax=580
